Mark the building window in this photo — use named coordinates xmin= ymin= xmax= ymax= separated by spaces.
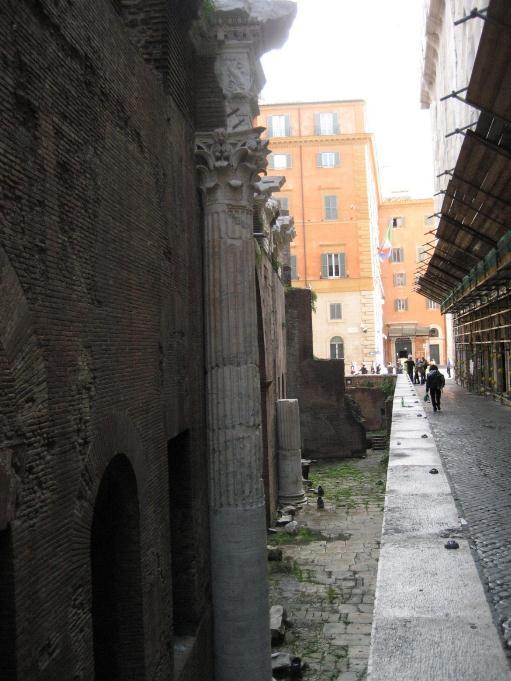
xmin=329 ymin=303 xmax=342 ymax=320
xmin=424 ymin=215 xmax=434 ymax=225
xmin=277 ymin=197 xmax=289 ymax=211
xmin=390 ymin=216 xmax=405 ymax=228
xmin=393 ymin=272 xmax=406 ymax=287
xmin=317 ymin=152 xmax=340 ymax=168
xmin=267 ymin=114 xmax=291 ymax=137
xmin=314 ymin=112 xmax=340 ymax=135
xmin=269 ymin=153 xmax=292 ymax=170
xmin=394 ymin=298 xmax=408 ymax=311
xmin=330 ymin=336 xmax=344 ymax=359
xmin=416 ymin=245 xmax=428 ymax=263
xmin=324 ymin=195 xmax=338 ymax=220
xmin=321 ymin=252 xmax=346 ymax=278
xmin=290 ymin=255 xmax=298 ymax=280
xmin=429 ymin=327 xmax=440 ymax=336
xmin=390 ymin=248 xmax=404 ymax=263
xmin=426 ymin=298 xmax=440 ymax=309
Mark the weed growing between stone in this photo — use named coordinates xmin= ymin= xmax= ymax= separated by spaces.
xmin=308 ymin=455 xmax=388 ymax=511
xmin=268 ymin=527 xmax=327 ymax=546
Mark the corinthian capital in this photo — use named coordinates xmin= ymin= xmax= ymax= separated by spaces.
xmin=196 ymin=127 xmax=270 ymax=203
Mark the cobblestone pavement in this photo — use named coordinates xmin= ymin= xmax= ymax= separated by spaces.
xmin=418 ymin=376 xmax=511 ymax=656
xmin=268 ymin=452 xmax=387 ymax=681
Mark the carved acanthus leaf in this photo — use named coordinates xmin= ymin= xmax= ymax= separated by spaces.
xmin=195 ymin=128 xmax=270 ymax=196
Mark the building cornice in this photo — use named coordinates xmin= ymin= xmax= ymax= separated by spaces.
xmin=266 ymin=133 xmax=374 ymax=146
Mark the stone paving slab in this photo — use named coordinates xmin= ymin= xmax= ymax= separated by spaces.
xmin=268 ymin=453 xmax=386 ymax=681
xmin=368 ymin=374 xmax=511 ymax=681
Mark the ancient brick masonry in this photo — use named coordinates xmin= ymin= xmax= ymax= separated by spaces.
xmin=286 ymin=288 xmax=366 ymax=458
xmin=1 ymin=2 xmax=211 ymax=680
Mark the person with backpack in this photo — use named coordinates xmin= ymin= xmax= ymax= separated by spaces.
xmin=426 ymin=364 xmax=445 ymax=412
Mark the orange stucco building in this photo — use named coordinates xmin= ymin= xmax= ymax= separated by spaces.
xmin=379 ymin=198 xmax=447 ymax=365
xmin=257 ymin=101 xmax=384 ymax=368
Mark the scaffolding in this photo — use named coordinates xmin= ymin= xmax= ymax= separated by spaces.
xmin=453 ymin=282 xmax=511 ymax=396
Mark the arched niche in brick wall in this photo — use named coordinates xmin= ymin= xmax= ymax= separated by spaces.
xmin=69 ymin=411 xmax=150 ymax=680
xmin=91 ymin=453 xmax=146 ymax=681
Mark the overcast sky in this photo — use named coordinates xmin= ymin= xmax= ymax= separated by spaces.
xmin=260 ymin=0 xmax=434 ymax=199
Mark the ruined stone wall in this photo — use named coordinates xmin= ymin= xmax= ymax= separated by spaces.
xmin=0 ymin=2 xmax=212 ymax=679
xmin=286 ymin=289 xmax=366 ymax=459
xmin=256 ymin=246 xmax=287 ymax=520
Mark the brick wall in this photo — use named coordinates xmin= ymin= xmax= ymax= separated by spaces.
xmin=0 ymin=2 xmax=213 ymax=679
xmin=286 ymin=289 xmax=366 ymax=459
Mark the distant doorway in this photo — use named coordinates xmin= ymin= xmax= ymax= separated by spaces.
xmin=429 ymin=344 xmax=440 ymax=364
xmin=395 ymin=337 xmax=411 ymax=359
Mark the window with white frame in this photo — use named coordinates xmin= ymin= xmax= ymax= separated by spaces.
xmin=324 ymin=195 xmax=338 ymax=220
xmin=394 ymin=298 xmax=408 ymax=311
xmin=330 ymin=336 xmax=344 ymax=359
xmin=315 ymin=112 xmax=340 ymax=135
xmin=426 ymin=299 xmax=440 ymax=309
xmin=329 ymin=303 xmax=342 ymax=320
xmin=416 ymin=245 xmax=428 ymax=263
xmin=390 ymin=247 xmax=404 ymax=263
xmin=393 ymin=272 xmax=406 ymax=286
xmin=390 ymin=216 xmax=405 ymax=228
xmin=290 ymin=255 xmax=298 ymax=280
xmin=317 ymin=151 xmax=340 ymax=168
xmin=269 ymin=153 xmax=292 ymax=170
xmin=321 ymin=252 xmax=346 ymax=278
xmin=267 ymin=114 xmax=291 ymax=137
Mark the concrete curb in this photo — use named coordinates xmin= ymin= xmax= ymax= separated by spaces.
xmin=367 ymin=374 xmax=511 ymax=681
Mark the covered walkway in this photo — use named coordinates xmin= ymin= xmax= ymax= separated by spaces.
xmin=418 ymin=376 xmax=511 ymax=653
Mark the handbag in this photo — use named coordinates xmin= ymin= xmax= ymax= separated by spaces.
xmin=424 ymin=393 xmax=430 ymax=402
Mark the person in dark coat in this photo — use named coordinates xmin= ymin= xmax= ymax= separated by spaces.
xmin=404 ymin=355 xmax=415 ymax=381
xmin=426 ymin=364 xmax=445 ymax=412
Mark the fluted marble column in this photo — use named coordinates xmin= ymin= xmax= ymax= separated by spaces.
xmin=277 ymin=399 xmax=306 ymax=506
xmin=196 ymin=128 xmax=272 ymax=681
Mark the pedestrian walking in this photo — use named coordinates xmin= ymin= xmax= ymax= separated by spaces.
xmin=360 ymin=364 xmax=368 ymax=374
xmin=414 ymin=357 xmax=421 ymax=384
xmin=420 ymin=356 xmax=427 ymax=384
xmin=404 ymin=355 xmax=415 ymax=382
xmin=446 ymin=358 xmax=452 ymax=378
xmin=426 ymin=363 xmax=445 ymax=412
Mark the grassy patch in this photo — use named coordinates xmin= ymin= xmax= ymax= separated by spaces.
xmin=309 ymin=456 xmax=389 ymax=510
xmin=267 ymin=526 xmax=326 ymax=545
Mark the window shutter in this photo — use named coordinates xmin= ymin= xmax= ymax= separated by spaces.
xmin=284 ymin=114 xmax=291 ymax=136
xmin=338 ymin=252 xmax=346 ymax=277
xmin=334 ymin=152 xmax=340 ymax=166
xmin=333 ymin=112 xmax=340 ymax=134
xmin=291 ymin=255 xmax=297 ymax=280
xmin=321 ymin=254 xmax=329 ymax=278
xmin=394 ymin=300 xmax=398 ymax=311
xmin=405 ymin=299 xmax=408 ymax=311
xmin=267 ymin=117 xmax=274 ymax=138
xmin=317 ymin=153 xmax=323 ymax=167
xmin=314 ymin=113 xmax=321 ymax=135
